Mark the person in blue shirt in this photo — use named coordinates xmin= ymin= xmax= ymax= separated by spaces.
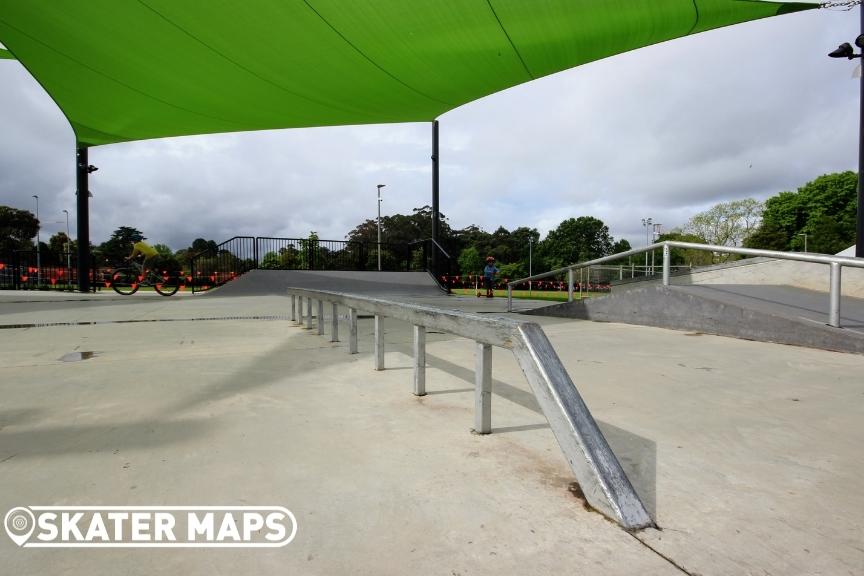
xmin=483 ymin=256 xmax=499 ymax=298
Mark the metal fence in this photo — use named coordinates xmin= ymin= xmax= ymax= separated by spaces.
xmin=507 ymin=241 xmax=864 ymax=328
xmin=189 ymin=237 xmax=454 ymax=294
xmin=0 ymin=251 xmax=99 ymax=292
xmin=285 ymin=286 xmax=653 ymax=531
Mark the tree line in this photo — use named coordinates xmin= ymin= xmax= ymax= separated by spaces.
xmin=2 ymin=170 xmax=856 ymax=278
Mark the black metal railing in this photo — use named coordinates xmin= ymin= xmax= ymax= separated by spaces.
xmin=188 ymin=236 xmax=454 ymax=294
xmin=188 ymin=236 xmax=256 ymax=293
xmin=0 ymin=251 xmax=99 ymax=292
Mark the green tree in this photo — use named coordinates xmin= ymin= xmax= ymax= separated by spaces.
xmin=0 ymin=205 xmax=38 ymax=253
xmin=540 ymin=216 xmax=614 ymax=270
xmin=95 ymin=226 xmax=144 ymax=264
xmin=48 ymin=232 xmax=76 ymax=261
xmin=685 ymin=198 xmax=763 ymax=248
xmin=458 ymin=246 xmax=483 ymax=276
xmin=750 ymin=171 xmax=857 ymax=253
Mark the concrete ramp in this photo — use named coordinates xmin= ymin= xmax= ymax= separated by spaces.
xmin=204 ymin=270 xmax=446 ymax=298
xmin=523 ymin=284 xmax=864 ymax=355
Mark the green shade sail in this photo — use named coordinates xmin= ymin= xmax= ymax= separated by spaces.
xmin=0 ymin=0 xmax=814 ymax=147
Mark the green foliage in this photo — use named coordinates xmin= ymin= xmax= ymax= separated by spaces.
xmin=48 ymin=232 xmax=76 ymax=261
xmin=749 ymin=171 xmax=857 ymax=254
xmin=95 ymin=226 xmax=145 ymax=264
xmin=0 ymin=205 xmax=39 ymax=253
xmin=657 ymin=231 xmax=715 ymax=266
xmin=540 ymin=216 xmax=614 ymax=270
xmin=685 ymin=198 xmax=762 ymax=248
xmin=457 ymin=246 xmax=483 ymax=276
xmin=497 ymin=261 xmax=526 ymax=280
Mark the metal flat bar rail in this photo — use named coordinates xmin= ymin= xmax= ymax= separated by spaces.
xmin=506 ymin=241 xmax=864 ymax=327
xmin=286 ymin=287 xmax=653 ymax=531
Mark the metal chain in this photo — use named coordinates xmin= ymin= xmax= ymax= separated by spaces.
xmin=820 ymin=0 xmax=861 ymax=10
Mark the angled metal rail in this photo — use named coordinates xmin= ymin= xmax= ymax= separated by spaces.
xmin=507 ymin=241 xmax=864 ymax=328
xmin=286 ymin=287 xmax=653 ymax=530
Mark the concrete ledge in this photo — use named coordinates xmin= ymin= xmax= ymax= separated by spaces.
xmin=523 ymin=285 xmax=864 ymax=355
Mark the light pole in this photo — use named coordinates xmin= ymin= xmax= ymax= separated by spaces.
xmin=62 ymin=209 xmax=71 ymax=285
xmin=528 ymin=236 xmax=533 ymax=294
xmin=32 ymin=194 xmax=41 ymax=287
xmin=828 ymin=20 xmax=864 ymax=258
xmin=641 ymin=218 xmax=652 ymax=274
xmin=651 ymin=223 xmax=662 ymax=275
xmin=799 ymin=232 xmax=808 ymax=253
xmin=377 ymin=184 xmax=385 ymax=271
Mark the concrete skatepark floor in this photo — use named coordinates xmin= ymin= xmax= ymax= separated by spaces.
xmin=0 ymin=285 xmax=862 ymax=575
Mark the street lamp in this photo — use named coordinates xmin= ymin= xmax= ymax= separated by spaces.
xmin=62 ymin=209 xmax=71 ymax=284
xmin=798 ymin=232 xmax=808 ymax=253
xmin=828 ymin=26 xmax=864 ymax=258
xmin=651 ymin=223 xmax=662 ymax=275
xmin=641 ymin=218 xmax=652 ymax=274
xmin=377 ymin=184 xmax=385 ymax=271
xmin=32 ymin=194 xmax=40 ymax=287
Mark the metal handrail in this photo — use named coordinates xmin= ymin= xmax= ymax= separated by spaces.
xmin=286 ymin=286 xmax=654 ymax=530
xmin=506 ymin=241 xmax=864 ymax=327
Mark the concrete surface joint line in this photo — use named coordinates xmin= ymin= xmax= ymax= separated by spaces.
xmin=285 ymin=286 xmax=653 ymax=530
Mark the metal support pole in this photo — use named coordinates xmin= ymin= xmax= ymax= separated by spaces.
xmin=317 ymin=300 xmax=324 ymax=335
xmin=619 ymin=265 xmax=623 ymax=281
xmin=858 ymin=4 xmax=864 ymax=258
xmin=291 ymin=295 xmax=296 ymax=322
xmin=579 ymin=268 xmax=583 ymax=300
xmin=829 ymin=262 xmax=842 ymax=328
xmin=331 ymin=302 xmax=339 ymax=342
xmin=348 ymin=308 xmax=358 ymax=353
xmin=413 ymin=325 xmax=426 ymax=396
xmin=507 ymin=284 xmax=513 ymax=312
xmin=374 ymin=315 xmax=384 ymax=370
xmin=431 ymin=120 xmax=440 ymax=276
xmin=305 ymin=297 xmax=312 ymax=329
xmin=567 ymin=268 xmax=574 ymax=302
xmin=75 ymin=145 xmax=91 ymax=292
xmin=474 ymin=342 xmax=492 ymax=434
xmin=662 ymin=243 xmax=671 ymax=286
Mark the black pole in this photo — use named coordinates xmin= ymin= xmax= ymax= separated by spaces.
xmin=75 ymin=145 xmax=91 ymax=292
xmin=858 ymin=5 xmax=864 ymax=258
xmin=431 ymin=120 xmax=440 ymax=275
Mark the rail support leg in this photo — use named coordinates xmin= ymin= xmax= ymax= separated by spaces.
xmin=291 ymin=295 xmax=296 ymax=322
xmin=474 ymin=342 xmax=492 ymax=434
xmin=662 ymin=243 xmax=671 ymax=286
xmin=317 ymin=300 xmax=324 ymax=335
xmin=331 ymin=302 xmax=339 ymax=342
xmin=829 ymin=262 xmax=842 ymax=328
xmin=297 ymin=296 xmax=304 ymax=325
xmin=413 ymin=325 xmax=426 ymax=396
xmin=374 ymin=315 xmax=384 ymax=370
xmin=305 ymin=297 xmax=312 ymax=329
xmin=349 ymin=308 xmax=358 ymax=354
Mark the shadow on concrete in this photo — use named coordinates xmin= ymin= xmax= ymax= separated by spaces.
xmin=387 ymin=342 xmax=658 ymax=518
xmin=0 ymin=418 xmax=214 ymax=459
xmin=597 ymin=421 xmax=657 ymax=520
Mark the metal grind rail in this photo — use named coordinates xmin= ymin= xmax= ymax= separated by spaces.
xmin=507 ymin=241 xmax=864 ymax=328
xmin=285 ymin=287 xmax=653 ymax=531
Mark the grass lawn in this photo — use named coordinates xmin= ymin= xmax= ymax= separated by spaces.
xmin=450 ymin=288 xmax=600 ymax=302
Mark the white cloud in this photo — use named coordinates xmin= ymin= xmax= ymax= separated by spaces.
xmin=0 ymin=8 xmax=858 ymax=251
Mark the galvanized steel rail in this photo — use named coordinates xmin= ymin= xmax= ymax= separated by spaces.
xmin=507 ymin=241 xmax=864 ymax=328
xmin=287 ymin=287 xmax=653 ymax=531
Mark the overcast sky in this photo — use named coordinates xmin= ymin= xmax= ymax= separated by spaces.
xmin=0 ymin=7 xmax=859 ymax=251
